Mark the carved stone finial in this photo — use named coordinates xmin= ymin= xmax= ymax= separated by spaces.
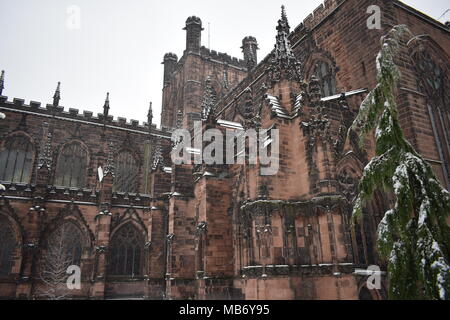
xmin=53 ymin=82 xmax=61 ymax=107
xmin=176 ymin=109 xmax=184 ymax=129
xmin=275 ymin=5 xmax=292 ymax=60
xmin=268 ymin=6 xmax=303 ymax=85
xmin=281 ymin=5 xmax=289 ymax=30
xmin=201 ymin=76 xmax=217 ymax=122
xmin=148 ymin=102 xmax=153 ymax=126
xmin=152 ymin=138 xmax=164 ymax=171
xmin=241 ymin=36 xmax=259 ymax=70
xmin=308 ymin=75 xmax=322 ymax=104
xmin=37 ymin=122 xmax=53 ymax=170
xmin=103 ymin=92 xmax=110 ymax=117
xmin=0 ymin=70 xmax=5 ymax=96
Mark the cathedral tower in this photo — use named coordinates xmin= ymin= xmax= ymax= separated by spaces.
xmin=184 ymin=16 xmax=203 ymax=53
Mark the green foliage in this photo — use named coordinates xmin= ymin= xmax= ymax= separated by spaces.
xmin=350 ymin=25 xmax=450 ymax=300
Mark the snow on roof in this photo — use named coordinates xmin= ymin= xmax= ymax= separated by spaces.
xmin=265 ymin=94 xmax=290 ymax=119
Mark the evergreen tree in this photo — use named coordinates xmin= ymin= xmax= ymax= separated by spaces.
xmin=350 ymin=25 xmax=450 ymax=300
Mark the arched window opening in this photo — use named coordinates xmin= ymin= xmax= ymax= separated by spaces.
xmin=413 ymin=50 xmax=449 ymax=188
xmin=45 ymin=222 xmax=83 ymax=268
xmin=54 ymin=142 xmax=88 ymax=188
xmin=0 ymin=135 xmax=34 ymax=184
xmin=313 ymin=61 xmax=336 ymax=97
xmin=114 ymin=151 xmax=139 ymax=193
xmin=108 ymin=224 xmax=143 ymax=277
xmin=0 ymin=216 xmax=17 ymax=276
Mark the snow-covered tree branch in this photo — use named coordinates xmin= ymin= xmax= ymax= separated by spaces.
xmin=350 ymin=25 xmax=450 ymax=300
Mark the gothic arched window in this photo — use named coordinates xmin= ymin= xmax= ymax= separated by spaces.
xmin=0 ymin=135 xmax=34 ymax=184
xmin=46 ymin=222 xmax=83 ymax=267
xmin=414 ymin=50 xmax=449 ymax=188
xmin=54 ymin=142 xmax=88 ymax=188
xmin=114 ymin=151 xmax=139 ymax=193
xmin=313 ymin=61 xmax=336 ymax=97
xmin=0 ymin=216 xmax=17 ymax=276
xmin=108 ymin=224 xmax=143 ymax=277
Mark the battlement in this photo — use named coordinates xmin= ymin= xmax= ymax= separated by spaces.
xmin=0 ymin=95 xmax=173 ymax=136
xmin=198 ymin=46 xmax=247 ymax=69
xmin=305 ymin=0 xmax=342 ymax=29
xmin=163 ymin=52 xmax=178 ymax=62
xmin=289 ymin=0 xmax=343 ymax=41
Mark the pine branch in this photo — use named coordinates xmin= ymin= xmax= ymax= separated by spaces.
xmin=349 ymin=25 xmax=450 ymax=300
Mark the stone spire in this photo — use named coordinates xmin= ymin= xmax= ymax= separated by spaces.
xmin=201 ymin=76 xmax=217 ymax=122
xmin=53 ymin=82 xmax=61 ymax=107
xmin=0 ymin=70 xmax=5 ymax=96
xmin=268 ymin=6 xmax=303 ymax=84
xmin=275 ymin=6 xmax=295 ymax=65
xmin=148 ymin=102 xmax=153 ymax=126
xmin=103 ymin=92 xmax=110 ymax=117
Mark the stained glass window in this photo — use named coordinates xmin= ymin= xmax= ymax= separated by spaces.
xmin=114 ymin=151 xmax=138 ymax=193
xmin=108 ymin=224 xmax=143 ymax=277
xmin=414 ymin=51 xmax=449 ymax=187
xmin=54 ymin=142 xmax=88 ymax=188
xmin=0 ymin=135 xmax=34 ymax=184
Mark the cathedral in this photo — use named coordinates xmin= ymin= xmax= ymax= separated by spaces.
xmin=0 ymin=0 xmax=448 ymax=300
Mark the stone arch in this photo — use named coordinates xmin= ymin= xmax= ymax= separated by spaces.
xmin=357 ymin=279 xmax=385 ymax=300
xmin=337 ymin=152 xmax=387 ymax=266
xmin=37 ymin=206 xmax=94 ymax=285
xmin=0 ymin=131 xmax=36 ymax=184
xmin=40 ymin=203 xmax=95 ymax=252
xmin=304 ymin=51 xmax=338 ymax=97
xmin=0 ymin=207 xmax=24 ymax=277
xmin=110 ymin=208 xmax=147 ymax=235
xmin=44 ymin=221 xmax=84 ymax=266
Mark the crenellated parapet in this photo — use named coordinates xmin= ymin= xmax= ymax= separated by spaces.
xmin=198 ymin=46 xmax=247 ymax=70
xmin=0 ymin=95 xmax=172 ymax=137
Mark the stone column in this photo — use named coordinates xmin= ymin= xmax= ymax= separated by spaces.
xmin=90 ymin=162 xmax=113 ymax=299
xmin=16 ymin=164 xmax=49 ymax=299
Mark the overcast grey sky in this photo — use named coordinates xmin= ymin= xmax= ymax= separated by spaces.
xmin=0 ymin=0 xmax=448 ymax=127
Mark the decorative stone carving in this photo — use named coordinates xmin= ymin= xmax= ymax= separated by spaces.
xmin=103 ymin=142 xmax=115 ymax=177
xmin=196 ymin=221 xmax=207 ymax=234
xmin=201 ymin=76 xmax=217 ymax=123
xmin=338 ymin=168 xmax=359 ymax=202
xmin=152 ymin=138 xmax=165 ymax=171
xmin=37 ymin=122 xmax=53 ymax=170
xmin=267 ymin=6 xmax=303 ymax=87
